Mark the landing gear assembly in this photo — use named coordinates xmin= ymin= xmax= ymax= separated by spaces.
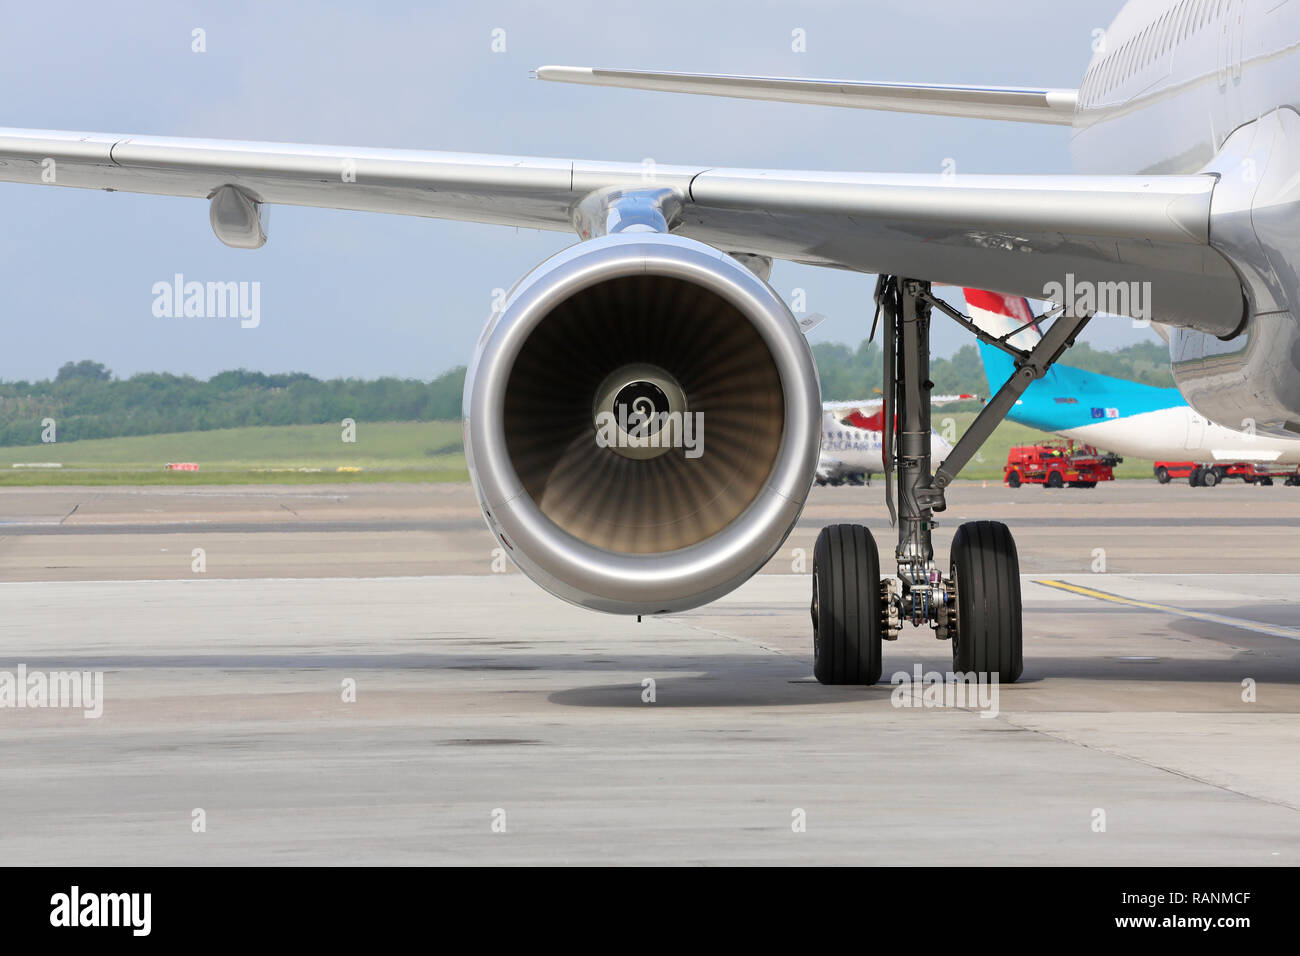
xmin=810 ymin=277 xmax=1092 ymax=686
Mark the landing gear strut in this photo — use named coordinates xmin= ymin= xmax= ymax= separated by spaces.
xmin=811 ymin=277 xmax=1092 ymax=685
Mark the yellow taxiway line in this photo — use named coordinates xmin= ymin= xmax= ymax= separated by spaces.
xmin=1033 ymin=579 xmax=1300 ymax=641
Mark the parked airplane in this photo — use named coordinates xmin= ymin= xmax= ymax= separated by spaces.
xmin=818 ymin=399 xmax=966 ymax=486
xmin=4 ymin=0 xmax=1299 ymax=685
xmin=963 ymin=288 xmax=1300 ymax=483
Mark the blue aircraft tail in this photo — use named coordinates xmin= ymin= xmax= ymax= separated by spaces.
xmin=967 ymin=303 xmax=1184 ymax=433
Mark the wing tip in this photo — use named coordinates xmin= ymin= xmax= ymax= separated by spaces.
xmin=536 ymin=65 xmax=593 ymax=83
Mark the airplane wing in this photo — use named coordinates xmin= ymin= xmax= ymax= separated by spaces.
xmin=536 ymin=66 xmax=1078 ymax=125
xmin=0 ymin=125 xmax=1243 ymax=335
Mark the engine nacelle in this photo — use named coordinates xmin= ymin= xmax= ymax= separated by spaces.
xmin=1168 ymin=319 xmax=1300 ymax=437
xmin=464 ymin=232 xmax=821 ymax=615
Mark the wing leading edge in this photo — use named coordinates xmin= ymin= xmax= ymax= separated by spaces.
xmin=0 ymin=125 xmax=1242 ymax=334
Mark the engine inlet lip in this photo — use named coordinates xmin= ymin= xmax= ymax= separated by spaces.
xmin=465 ymin=232 xmax=821 ymax=614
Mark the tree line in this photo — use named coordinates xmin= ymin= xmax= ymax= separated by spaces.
xmin=811 ymin=338 xmax=1173 ymax=403
xmin=0 ymin=361 xmax=465 ymax=446
xmin=0 ymin=341 xmax=1175 ymax=446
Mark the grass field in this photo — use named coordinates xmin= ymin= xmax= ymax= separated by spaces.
xmin=0 ymin=422 xmax=466 ymax=485
xmin=0 ymin=416 xmax=1156 ymax=486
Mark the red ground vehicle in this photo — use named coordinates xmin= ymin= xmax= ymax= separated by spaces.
xmin=1004 ymin=441 xmax=1120 ymax=488
xmin=1154 ymin=461 xmax=1300 ymax=487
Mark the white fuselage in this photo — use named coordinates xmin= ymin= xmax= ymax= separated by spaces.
xmin=817 ymin=409 xmax=954 ymax=480
xmin=819 ymin=412 xmax=885 ymax=478
xmin=1070 ymin=0 xmax=1300 ymax=176
xmin=1061 ymin=406 xmax=1300 ymax=464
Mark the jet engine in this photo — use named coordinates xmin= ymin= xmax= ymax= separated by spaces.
xmin=464 ymin=232 xmax=821 ymax=615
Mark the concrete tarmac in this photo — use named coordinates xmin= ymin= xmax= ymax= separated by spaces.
xmin=0 ymin=480 xmax=1297 ymax=864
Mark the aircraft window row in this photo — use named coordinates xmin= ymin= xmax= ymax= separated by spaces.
xmin=1082 ymin=0 xmax=1226 ymax=107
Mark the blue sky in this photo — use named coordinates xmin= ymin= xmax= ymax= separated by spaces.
xmin=0 ymin=0 xmax=1152 ymax=382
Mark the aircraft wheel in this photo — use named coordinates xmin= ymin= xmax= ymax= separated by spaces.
xmin=1155 ymin=466 xmax=1170 ymax=484
xmin=1202 ymin=468 xmax=1220 ymax=488
xmin=1046 ymin=471 xmax=1064 ymax=489
xmin=811 ymin=525 xmax=883 ymax=686
xmin=1006 ymin=470 xmax=1021 ymax=488
xmin=949 ymin=521 xmax=1023 ymax=683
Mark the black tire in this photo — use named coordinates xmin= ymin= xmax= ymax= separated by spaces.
xmin=950 ymin=520 xmax=1023 ymax=683
xmin=1046 ymin=470 xmax=1064 ymax=488
xmin=1190 ymin=467 xmax=1203 ymax=486
xmin=1006 ymin=470 xmax=1021 ymax=488
xmin=1203 ymin=468 xmax=1220 ymax=487
xmin=811 ymin=525 xmax=883 ymax=685
xmin=1261 ymin=477 xmax=1274 ymax=487
xmin=1155 ymin=466 xmax=1170 ymax=484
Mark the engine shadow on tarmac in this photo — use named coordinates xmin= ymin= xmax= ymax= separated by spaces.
xmin=8 ymin=647 xmax=1297 ymax=713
